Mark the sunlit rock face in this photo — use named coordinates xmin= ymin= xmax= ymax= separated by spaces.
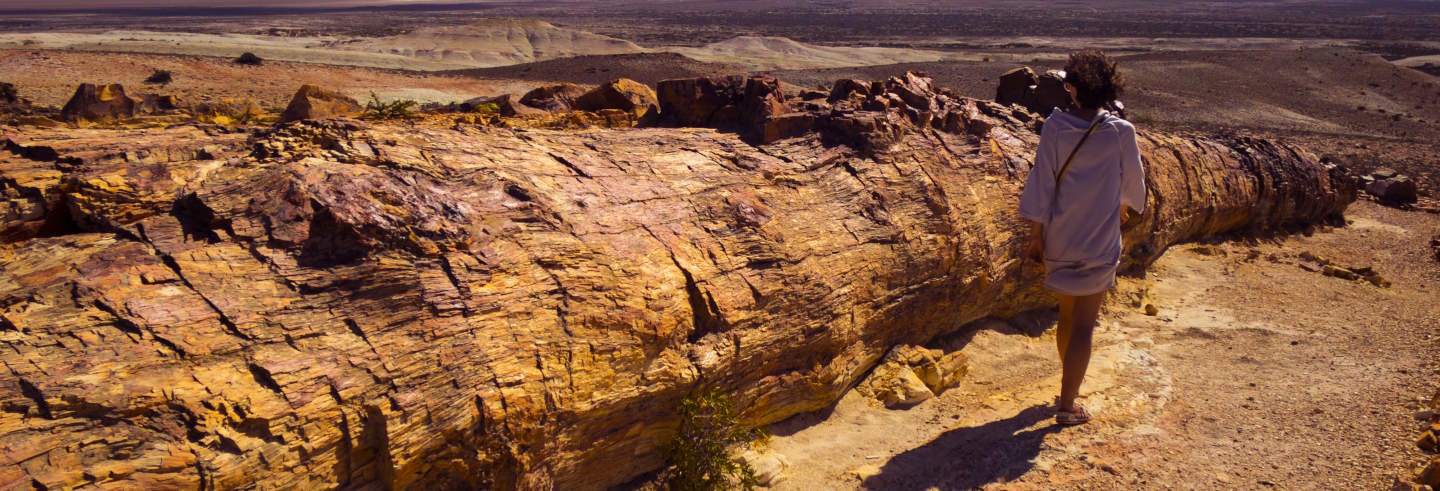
xmin=0 ymin=74 xmax=1353 ymax=490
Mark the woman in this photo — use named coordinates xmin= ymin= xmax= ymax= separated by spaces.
xmin=1018 ymin=50 xmax=1146 ymax=426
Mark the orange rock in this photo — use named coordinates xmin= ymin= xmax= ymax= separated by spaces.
xmin=280 ymin=84 xmax=362 ymax=122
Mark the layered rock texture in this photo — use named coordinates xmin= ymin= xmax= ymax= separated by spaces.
xmin=0 ymin=74 xmax=1354 ymax=489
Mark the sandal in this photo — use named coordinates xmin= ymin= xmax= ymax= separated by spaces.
xmin=1056 ymin=403 xmax=1092 ymax=426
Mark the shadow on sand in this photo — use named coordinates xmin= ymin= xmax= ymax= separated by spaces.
xmin=861 ymin=404 xmax=1061 ymax=490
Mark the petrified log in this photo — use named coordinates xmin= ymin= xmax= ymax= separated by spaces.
xmin=0 ymin=81 xmax=1352 ymax=489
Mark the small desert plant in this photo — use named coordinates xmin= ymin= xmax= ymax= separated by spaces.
xmin=474 ymin=102 xmax=500 ymax=115
xmin=660 ymin=386 xmax=763 ymax=491
xmin=234 ymin=52 xmax=264 ymax=66
xmin=363 ymin=92 xmax=417 ymax=120
xmin=144 ymin=68 xmax=173 ymax=86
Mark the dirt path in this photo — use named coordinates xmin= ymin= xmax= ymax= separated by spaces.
xmin=765 ymin=200 xmax=1440 ymax=490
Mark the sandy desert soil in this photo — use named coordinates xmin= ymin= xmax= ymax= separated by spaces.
xmin=0 ymin=49 xmax=543 ymax=110
xmin=765 ymin=200 xmax=1440 ymax=490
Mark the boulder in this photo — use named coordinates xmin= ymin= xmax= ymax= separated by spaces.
xmin=59 ymin=83 xmax=138 ymax=122
xmin=574 ymin=78 xmax=658 ymax=122
xmin=738 ymin=76 xmax=788 ymax=127
xmin=996 ymin=67 xmax=1037 ymax=108
xmin=520 ymin=83 xmax=587 ymax=112
xmin=656 ymin=76 xmax=746 ymax=127
xmin=0 ymin=82 xmax=16 ymax=104
xmin=1366 ymin=175 xmax=1418 ymax=205
xmin=995 ymin=66 xmax=1072 ymax=115
xmin=279 ymin=85 xmax=363 ymax=122
xmin=829 ymin=78 xmax=874 ymax=103
xmin=1032 ymin=70 xmax=1072 ymax=112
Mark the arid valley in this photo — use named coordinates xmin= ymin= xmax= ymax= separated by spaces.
xmin=0 ymin=1 xmax=1438 ymax=489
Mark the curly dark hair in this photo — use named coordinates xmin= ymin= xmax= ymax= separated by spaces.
xmin=1063 ymin=50 xmax=1124 ymax=110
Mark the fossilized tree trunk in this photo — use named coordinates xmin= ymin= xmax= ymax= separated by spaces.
xmin=0 ymin=101 xmax=1352 ymax=489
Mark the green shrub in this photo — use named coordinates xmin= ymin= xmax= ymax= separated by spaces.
xmin=363 ymin=92 xmax=418 ymax=120
xmin=660 ymin=386 xmax=763 ymax=491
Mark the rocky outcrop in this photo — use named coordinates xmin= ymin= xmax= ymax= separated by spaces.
xmin=520 ymin=83 xmax=587 ymax=112
xmin=280 ymin=85 xmax=363 ymax=122
xmin=0 ymin=74 xmax=1354 ymax=490
xmin=461 ymin=94 xmax=546 ymax=118
xmin=0 ymin=83 xmax=15 ymax=105
xmin=59 ymin=83 xmax=139 ymax=123
xmin=996 ymin=67 xmax=1070 ymax=115
xmin=574 ymin=78 xmax=658 ymax=122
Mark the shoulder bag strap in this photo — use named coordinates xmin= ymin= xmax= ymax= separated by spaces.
xmin=1048 ymin=117 xmax=1105 ymax=220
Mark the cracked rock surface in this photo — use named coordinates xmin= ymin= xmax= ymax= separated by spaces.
xmin=0 ymin=82 xmax=1353 ymax=489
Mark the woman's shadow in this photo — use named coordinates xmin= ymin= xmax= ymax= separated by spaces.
xmin=861 ymin=404 xmax=1062 ymax=490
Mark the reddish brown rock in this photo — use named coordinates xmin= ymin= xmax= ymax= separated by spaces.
xmin=59 ymin=83 xmax=138 ymax=123
xmin=996 ymin=67 xmax=1073 ymax=115
xmin=574 ymin=78 xmax=658 ymax=122
xmin=520 ymin=83 xmax=587 ymax=112
xmin=279 ymin=84 xmax=363 ymax=122
xmin=656 ymin=76 xmax=746 ymax=127
xmin=0 ymin=75 xmax=1355 ymax=490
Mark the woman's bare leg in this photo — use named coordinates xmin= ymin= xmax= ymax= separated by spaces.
xmin=1059 ymin=291 xmax=1105 ymax=412
xmin=1056 ymin=294 xmax=1076 ymax=363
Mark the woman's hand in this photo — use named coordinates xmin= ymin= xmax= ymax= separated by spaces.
xmin=1026 ymin=222 xmax=1044 ymax=262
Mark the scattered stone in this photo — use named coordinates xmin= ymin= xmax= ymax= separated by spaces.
xmin=1299 ymin=251 xmax=1331 ymax=265
xmin=1367 ymin=175 xmax=1418 ymax=206
xmin=1144 ymin=303 xmax=1159 ymax=316
xmin=738 ymin=449 xmax=789 ymax=486
xmin=857 ymin=345 xmax=968 ymax=408
xmin=279 ymin=85 xmax=363 ymax=122
xmin=1430 ymin=234 xmax=1439 ymax=263
xmin=1321 ymin=265 xmax=1361 ymax=281
xmin=520 ymin=83 xmax=587 ymax=112
xmin=1371 ymin=167 xmax=1400 ymax=180
xmin=574 ymin=78 xmax=659 ymax=122
xmin=60 ymin=83 xmax=138 ymax=122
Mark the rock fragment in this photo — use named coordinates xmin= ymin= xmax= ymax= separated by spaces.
xmin=60 ymin=83 xmax=138 ymax=122
xmin=520 ymin=82 xmax=587 ymax=112
xmin=575 ymin=78 xmax=659 ymax=122
xmin=857 ymin=345 xmax=968 ymax=408
xmin=279 ymin=84 xmax=363 ymax=122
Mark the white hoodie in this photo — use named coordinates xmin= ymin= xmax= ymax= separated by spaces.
xmin=1018 ymin=108 xmax=1147 ymax=296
